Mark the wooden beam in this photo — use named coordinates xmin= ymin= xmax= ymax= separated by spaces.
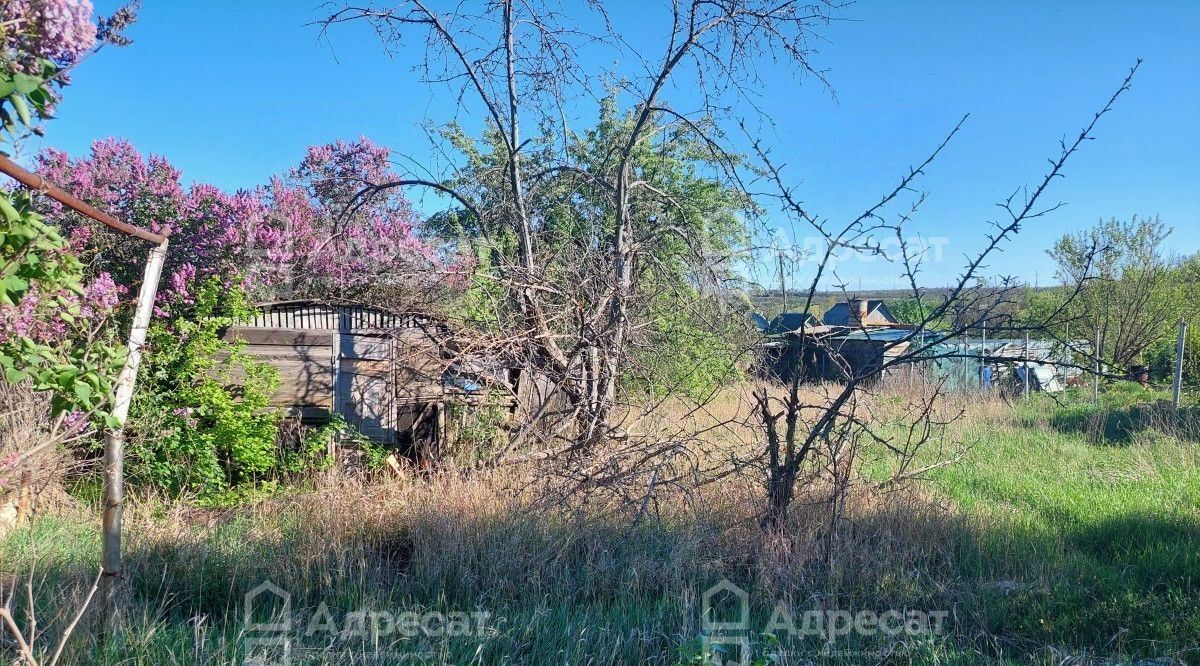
xmin=100 ymin=240 xmax=168 ymax=631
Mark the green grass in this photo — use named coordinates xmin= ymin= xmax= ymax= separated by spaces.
xmin=2 ymin=388 xmax=1198 ymax=664
xmin=918 ymin=392 xmax=1200 ymax=661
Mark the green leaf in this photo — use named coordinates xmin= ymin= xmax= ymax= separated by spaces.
xmin=8 ymin=94 xmax=30 ymax=126
xmin=0 ymin=196 xmax=19 ymax=222
xmin=5 ymin=367 xmax=26 ymax=384
xmin=34 ymin=368 xmax=54 ymax=387
xmin=1 ymin=274 xmax=29 ymax=300
xmin=11 ymin=73 xmax=43 ymax=95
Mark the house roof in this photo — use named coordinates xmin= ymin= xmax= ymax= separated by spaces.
xmin=822 ymin=300 xmax=898 ymax=326
xmin=768 ymin=311 xmax=820 ymax=334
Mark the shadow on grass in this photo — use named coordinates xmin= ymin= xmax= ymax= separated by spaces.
xmin=3 ymin=485 xmax=1198 ymax=664
xmin=1040 ymin=402 xmax=1200 ymax=445
xmin=955 ymin=509 xmax=1199 ymax=661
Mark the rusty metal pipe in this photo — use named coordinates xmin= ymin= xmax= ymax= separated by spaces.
xmin=0 ymin=153 xmax=167 ymax=244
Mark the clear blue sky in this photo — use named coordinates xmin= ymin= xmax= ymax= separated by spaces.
xmin=27 ymin=0 xmax=1200 ymax=288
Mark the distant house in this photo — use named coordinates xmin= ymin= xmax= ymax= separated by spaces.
xmin=822 ymin=299 xmax=899 ymax=328
xmin=758 ymin=299 xmax=913 ymax=383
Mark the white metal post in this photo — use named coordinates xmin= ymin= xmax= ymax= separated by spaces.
xmin=980 ymin=322 xmax=987 ymax=391
xmin=101 ymin=240 xmax=168 ymax=629
xmin=1173 ymin=318 xmax=1187 ymax=409
xmin=1023 ymin=330 xmax=1031 ymax=400
xmin=1093 ymin=328 xmax=1101 ymax=403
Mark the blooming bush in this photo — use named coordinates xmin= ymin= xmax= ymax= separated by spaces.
xmin=249 ymin=136 xmax=462 ymax=301
xmin=1 ymin=0 xmax=95 ymax=142
xmin=0 ymin=270 xmax=120 ymax=344
xmin=36 ymin=139 xmax=197 ymax=291
xmin=36 ymin=136 xmax=466 ymax=307
xmin=2 ymin=0 xmax=133 ymax=144
xmin=124 ymin=279 xmax=286 ymax=496
xmin=1 ymin=0 xmax=96 ymax=68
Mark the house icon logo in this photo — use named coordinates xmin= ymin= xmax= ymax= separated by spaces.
xmin=701 ymin=579 xmax=751 ymax=666
xmin=242 ymin=579 xmax=292 ymax=665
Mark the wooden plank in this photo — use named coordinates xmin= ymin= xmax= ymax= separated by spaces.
xmin=341 ymin=358 xmax=392 ymax=376
xmin=224 ymin=328 xmax=332 ymax=346
xmin=334 ymin=333 xmax=397 ymax=442
xmin=233 ymin=341 xmax=335 ymax=408
xmin=287 ymin=405 xmax=332 ymax=421
xmin=241 ymin=344 xmax=329 ymax=360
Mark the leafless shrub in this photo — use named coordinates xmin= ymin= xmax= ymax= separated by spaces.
xmin=741 ymin=61 xmax=1140 ymax=529
xmin=0 ymin=383 xmax=105 ymax=663
xmin=0 ymin=383 xmax=96 ymax=531
xmin=313 ymin=3 xmax=1138 ymax=537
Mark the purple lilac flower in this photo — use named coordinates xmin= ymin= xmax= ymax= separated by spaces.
xmin=2 ymin=0 xmax=97 ymax=65
xmin=61 ymin=409 xmax=87 ymax=433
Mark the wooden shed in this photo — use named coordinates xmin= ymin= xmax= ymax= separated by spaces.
xmin=223 ymin=300 xmax=506 ymax=448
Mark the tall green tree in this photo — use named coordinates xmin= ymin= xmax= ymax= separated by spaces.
xmin=319 ymin=0 xmax=831 ymax=455
xmin=1049 ymin=215 xmax=1183 ymax=367
xmin=432 ymin=100 xmax=758 ymax=401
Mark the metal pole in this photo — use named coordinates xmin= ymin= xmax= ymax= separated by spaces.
xmin=100 ymin=240 xmax=168 ymax=630
xmin=1173 ymin=318 xmax=1187 ymax=409
xmin=777 ymin=253 xmax=787 ymax=313
xmin=1023 ymin=330 xmax=1031 ymax=400
xmin=2 ymin=155 xmax=168 ymax=633
xmin=1093 ymin=328 xmax=1101 ymax=403
xmin=980 ymin=321 xmax=987 ymax=391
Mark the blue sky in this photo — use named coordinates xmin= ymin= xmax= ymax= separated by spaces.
xmin=27 ymin=0 xmax=1200 ymax=288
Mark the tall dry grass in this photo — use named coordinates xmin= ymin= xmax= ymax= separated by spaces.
xmin=4 ymin=385 xmax=1193 ymax=663
xmin=1 ymin=383 xmax=84 ymax=539
xmin=0 ymin=455 xmax=981 ymax=663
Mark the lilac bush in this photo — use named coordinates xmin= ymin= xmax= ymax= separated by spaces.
xmin=1 ymin=0 xmax=97 ymax=69
xmin=37 ymin=136 xmax=468 ymax=309
xmin=0 ymin=271 xmax=122 ymax=345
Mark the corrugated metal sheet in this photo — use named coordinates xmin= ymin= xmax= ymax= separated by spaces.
xmin=768 ymin=311 xmax=821 ymax=335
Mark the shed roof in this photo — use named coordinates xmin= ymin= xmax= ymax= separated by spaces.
xmin=768 ymin=311 xmax=821 ymax=335
xmin=832 ymin=326 xmax=916 ymax=342
xmin=241 ymin=299 xmax=442 ymax=333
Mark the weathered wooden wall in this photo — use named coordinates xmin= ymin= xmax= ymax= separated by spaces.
xmin=223 ymin=301 xmax=449 ymax=443
xmin=224 ymin=328 xmax=337 ymax=419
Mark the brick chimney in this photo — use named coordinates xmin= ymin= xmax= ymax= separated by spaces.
xmin=849 ymin=298 xmax=869 ymax=328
